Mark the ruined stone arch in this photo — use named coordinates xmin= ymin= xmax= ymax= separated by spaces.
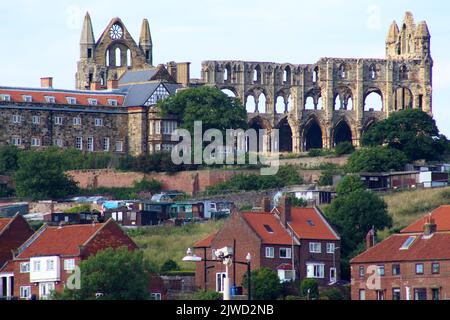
xmin=302 ymin=116 xmax=324 ymax=151
xmin=275 ymin=89 xmax=290 ymax=114
xmin=393 ymin=86 xmax=413 ymax=110
xmin=332 ymin=118 xmax=354 ymax=147
xmin=276 ymin=116 xmax=296 ymax=153
xmin=283 ymin=65 xmax=293 ymax=85
xmin=338 ymin=63 xmax=348 ymax=79
xmin=222 ymin=63 xmax=232 ymax=83
xmin=334 ymin=86 xmax=354 ymax=111
xmin=361 ymin=118 xmax=378 ymax=137
xmin=364 ymin=87 xmax=384 ymax=112
xmin=305 ymin=88 xmax=323 ymax=110
xmin=219 ymin=86 xmax=239 ymax=99
xmin=248 ymin=115 xmax=273 ymax=152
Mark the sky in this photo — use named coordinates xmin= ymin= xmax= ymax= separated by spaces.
xmin=2 ymin=0 xmax=450 ymax=135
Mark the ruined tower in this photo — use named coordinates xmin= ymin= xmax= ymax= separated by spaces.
xmin=76 ymin=13 xmax=154 ymax=90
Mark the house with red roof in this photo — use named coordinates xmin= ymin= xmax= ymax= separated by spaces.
xmin=351 ymin=205 xmax=450 ymax=301
xmin=193 ymin=197 xmax=341 ymax=294
xmin=0 ymin=214 xmax=34 ymax=299
xmin=2 ymin=219 xmax=137 ymax=300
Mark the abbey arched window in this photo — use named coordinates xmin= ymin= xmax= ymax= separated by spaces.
xmin=312 ymin=67 xmax=319 ymax=84
xmin=127 ymin=49 xmax=132 ymax=67
xmin=339 ymin=64 xmax=347 ymax=79
xmin=115 ymin=47 xmax=121 ymax=67
xmin=369 ymin=65 xmax=377 ymax=80
xmin=400 ymin=65 xmax=408 ymax=81
xmin=110 ymin=24 xmax=124 ymax=40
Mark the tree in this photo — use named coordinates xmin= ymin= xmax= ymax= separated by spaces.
xmin=287 ymin=194 xmax=308 ymax=208
xmin=158 ymin=86 xmax=248 ymax=136
xmin=55 ymin=247 xmax=153 ymax=300
xmin=300 ymin=279 xmax=319 ymax=300
xmin=13 ymin=151 xmax=78 ymax=200
xmin=0 ymin=146 xmax=20 ymax=175
xmin=324 ymin=190 xmax=392 ymax=259
xmin=334 ymin=142 xmax=355 ymax=156
xmin=243 ymin=268 xmax=283 ymax=300
xmin=160 ymin=259 xmax=180 ymax=273
xmin=191 ymin=290 xmax=223 ymax=301
xmin=346 ymin=146 xmax=408 ymax=173
xmin=362 ymin=109 xmax=446 ymax=161
xmin=336 ymin=175 xmax=366 ymax=196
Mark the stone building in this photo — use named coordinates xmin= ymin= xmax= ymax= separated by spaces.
xmin=0 ymin=12 xmax=433 ymax=157
xmin=201 ymin=12 xmax=433 ymax=153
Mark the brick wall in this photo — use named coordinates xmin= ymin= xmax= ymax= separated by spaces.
xmin=0 ymin=215 xmax=34 ymax=267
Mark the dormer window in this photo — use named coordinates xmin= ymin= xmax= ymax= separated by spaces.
xmin=108 ymin=99 xmax=118 ymax=106
xmin=45 ymin=96 xmax=56 ymax=104
xmin=23 ymin=95 xmax=33 ymax=102
xmin=88 ymin=98 xmax=98 ymax=106
xmin=66 ymin=97 xmax=77 ymax=105
xmin=1 ymin=94 xmax=11 ymax=101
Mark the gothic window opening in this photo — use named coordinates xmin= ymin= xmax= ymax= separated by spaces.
xmin=313 ymin=67 xmax=319 ymax=84
xmin=304 ymin=120 xmax=323 ymax=151
xmin=333 ymin=121 xmax=353 ymax=147
xmin=127 ymin=49 xmax=132 ymax=68
xmin=339 ymin=64 xmax=347 ymax=79
xmin=400 ymin=65 xmax=408 ymax=80
xmin=275 ymin=96 xmax=285 ymax=114
xmin=284 ymin=66 xmax=291 ymax=85
xmin=115 ymin=47 xmax=121 ymax=67
xmin=365 ymin=92 xmax=383 ymax=112
xmin=278 ymin=118 xmax=293 ymax=153
xmin=246 ymin=96 xmax=256 ymax=113
xmin=370 ymin=65 xmax=377 ymax=80
xmin=258 ymin=93 xmax=267 ymax=113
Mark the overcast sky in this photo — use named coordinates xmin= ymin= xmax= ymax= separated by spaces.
xmin=2 ymin=0 xmax=449 ymax=135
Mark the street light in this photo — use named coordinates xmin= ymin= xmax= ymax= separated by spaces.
xmin=331 ymin=246 xmax=340 ymax=284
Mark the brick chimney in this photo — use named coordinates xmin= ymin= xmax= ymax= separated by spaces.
xmin=366 ymin=228 xmax=376 ymax=250
xmin=41 ymin=77 xmax=53 ymax=88
xmin=424 ymin=215 xmax=437 ymax=237
xmin=107 ymin=79 xmax=118 ymax=90
xmin=175 ymin=62 xmax=191 ymax=87
xmin=262 ymin=197 xmax=271 ymax=213
xmin=90 ymin=81 xmax=102 ymax=91
xmin=279 ymin=196 xmax=292 ymax=227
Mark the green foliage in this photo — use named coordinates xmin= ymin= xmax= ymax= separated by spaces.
xmin=324 ymin=190 xmax=392 ymax=259
xmin=118 ymin=152 xmax=198 ymax=174
xmin=13 ymin=151 xmax=78 ymax=200
xmin=191 ymin=290 xmax=223 ymax=301
xmin=0 ymin=146 xmax=20 ymax=175
xmin=55 ymin=247 xmax=153 ymax=300
xmin=81 ymin=178 xmax=163 ymax=200
xmin=319 ymin=287 xmax=351 ymax=301
xmin=336 ymin=175 xmax=366 ymax=196
xmin=308 ymin=149 xmax=328 ymax=157
xmin=206 ymin=165 xmax=303 ymax=194
xmin=286 ymin=194 xmax=308 ymax=208
xmin=243 ymin=268 xmax=283 ymax=300
xmin=362 ymin=109 xmax=447 ymax=161
xmin=160 ymin=259 xmax=180 ymax=273
xmin=346 ymin=146 xmax=408 ymax=173
xmin=64 ymin=204 xmax=91 ymax=214
xmin=334 ymin=142 xmax=355 ymax=156
xmin=299 ymin=279 xmax=319 ymax=300
xmin=158 ymin=86 xmax=248 ymax=136
xmin=318 ymin=164 xmax=341 ymax=187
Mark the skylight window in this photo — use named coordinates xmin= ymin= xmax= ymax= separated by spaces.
xmin=400 ymin=236 xmax=416 ymax=250
xmin=307 ymin=219 xmax=316 ymax=227
xmin=264 ymin=225 xmax=274 ymax=234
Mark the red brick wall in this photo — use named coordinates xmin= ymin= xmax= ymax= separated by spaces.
xmin=351 ymin=260 xmax=450 ymax=300
xmin=0 ymin=215 xmax=34 ymax=267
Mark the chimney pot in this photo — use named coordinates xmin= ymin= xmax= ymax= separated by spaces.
xmin=90 ymin=82 xmax=101 ymax=91
xmin=41 ymin=77 xmax=53 ymax=88
xmin=424 ymin=215 xmax=437 ymax=236
xmin=262 ymin=197 xmax=271 ymax=213
xmin=366 ymin=229 xmax=376 ymax=250
xmin=279 ymin=196 xmax=292 ymax=227
xmin=107 ymin=79 xmax=118 ymax=90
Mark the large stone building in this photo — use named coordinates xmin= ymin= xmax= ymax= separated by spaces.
xmin=0 ymin=12 xmax=433 ymax=156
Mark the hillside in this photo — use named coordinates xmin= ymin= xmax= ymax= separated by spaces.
xmin=383 ymin=187 xmax=450 ymax=228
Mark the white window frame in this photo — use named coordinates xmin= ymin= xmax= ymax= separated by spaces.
xmin=73 ymin=117 xmax=82 ymax=126
xmin=20 ymin=286 xmax=31 ymax=299
xmin=108 ymin=99 xmax=118 ymax=106
xmin=115 ymin=141 xmax=124 ymax=152
xmin=95 ymin=118 xmax=103 ymax=127
xmin=279 ymin=248 xmax=292 ymax=259
xmin=64 ymin=259 xmax=76 ymax=271
xmin=31 ymin=138 xmax=41 ymax=147
xmin=265 ymin=247 xmax=275 ymax=259
xmin=330 ymin=267 xmax=337 ymax=283
xmin=327 ymin=243 xmax=336 ymax=254
xmin=33 ymin=260 xmax=41 ymax=272
xmin=1 ymin=94 xmax=11 ymax=101
xmin=66 ymin=97 xmax=77 ymax=105
xmin=75 ymin=137 xmax=83 ymax=151
xmin=32 ymin=115 xmax=40 ymax=125
xmin=45 ymin=96 xmax=55 ymax=104
xmin=309 ymin=242 xmax=322 ymax=254
xmin=11 ymin=137 xmax=22 ymax=146
xmin=54 ymin=139 xmax=63 ymax=147
xmin=87 ymin=137 xmax=94 ymax=152
xmin=20 ymin=262 xmax=30 ymax=273
xmin=88 ymin=98 xmax=98 ymax=106
xmin=54 ymin=116 xmax=63 ymax=126
xmin=216 ymin=272 xmax=227 ymax=293
xmin=23 ymin=95 xmax=33 ymax=102
xmin=307 ymin=263 xmax=325 ymax=279
xmin=278 ymin=269 xmax=295 ymax=283
xmin=155 ymin=121 xmax=161 ymax=135
xmin=103 ymin=138 xmax=110 ymax=152
xmin=359 ymin=289 xmax=366 ymax=301
xmin=12 ymin=115 xmax=22 ymax=124
xmin=151 ymin=293 xmax=162 ymax=301
xmin=46 ymin=259 xmax=55 ymax=271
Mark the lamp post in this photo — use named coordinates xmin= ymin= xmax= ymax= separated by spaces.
xmin=332 ymin=246 xmax=340 ymax=284
xmin=183 ymin=248 xmax=252 ymax=301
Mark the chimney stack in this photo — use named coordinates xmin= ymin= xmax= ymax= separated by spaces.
xmin=366 ymin=228 xmax=376 ymax=250
xmin=107 ymin=79 xmax=118 ymax=90
xmin=262 ymin=197 xmax=271 ymax=213
xmin=90 ymin=81 xmax=101 ymax=91
xmin=41 ymin=77 xmax=53 ymax=89
xmin=424 ymin=215 xmax=437 ymax=237
xmin=279 ymin=196 xmax=292 ymax=227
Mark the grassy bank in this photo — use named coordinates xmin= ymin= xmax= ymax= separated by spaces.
xmin=128 ymin=220 xmax=224 ymax=271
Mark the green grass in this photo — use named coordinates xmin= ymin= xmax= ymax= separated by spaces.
xmin=128 ymin=220 xmax=224 ymax=271
xmin=382 ymin=187 xmax=450 ymax=228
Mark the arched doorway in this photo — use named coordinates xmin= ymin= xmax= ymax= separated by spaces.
xmin=333 ymin=121 xmax=353 ymax=147
xmin=249 ymin=117 xmax=270 ymax=153
xmin=304 ymin=120 xmax=323 ymax=151
xmin=278 ymin=118 xmax=293 ymax=153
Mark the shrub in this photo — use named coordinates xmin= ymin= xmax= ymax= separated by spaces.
xmin=346 ymin=146 xmax=408 ymax=173
xmin=334 ymin=142 xmax=355 ymax=156
xmin=300 ymin=279 xmax=319 ymax=300
xmin=160 ymin=259 xmax=180 ymax=273
xmin=191 ymin=290 xmax=223 ymax=301
xmin=64 ymin=204 xmax=91 ymax=214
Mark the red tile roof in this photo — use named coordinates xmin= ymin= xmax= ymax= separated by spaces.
xmin=194 ymin=233 xmax=217 ymax=248
xmin=242 ymin=212 xmax=294 ymax=245
xmin=401 ymin=205 xmax=450 ymax=233
xmin=0 ymin=260 xmax=14 ymax=273
xmin=0 ymin=88 xmax=124 ymax=107
xmin=0 ymin=218 xmax=12 ymax=234
xmin=351 ymin=233 xmax=450 ymax=263
xmin=289 ymin=207 xmax=340 ymax=241
xmin=16 ymin=223 xmax=104 ymax=259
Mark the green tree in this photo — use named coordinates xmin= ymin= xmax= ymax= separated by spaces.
xmin=55 ymin=247 xmax=152 ymax=300
xmin=13 ymin=151 xmax=78 ymax=200
xmin=324 ymin=190 xmax=392 ymax=259
xmin=336 ymin=175 xmax=366 ymax=196
xmin=159 ymin=86 xmax=248 ymax=135
xmin=0 ymin=146 xmax=20 ymax=175
xmin=300 ymin=279 xmax=319 ymax=300
xmin=346 ymin=146 xmax=408 ymax=173
xmin=243 ymin=268 xmax=283 ymax=300
xmin=287 ymin=194 xmax=308 ymax=208
xmin=160 ymin=259 xmax=180 ymax=273
xmin=334 ymin=142 xmax=355 ymax=156
xmin=191 ymin=290 xmax=223 ymax=301
xmin=362 ymin=109 xmax=446 ymax=161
